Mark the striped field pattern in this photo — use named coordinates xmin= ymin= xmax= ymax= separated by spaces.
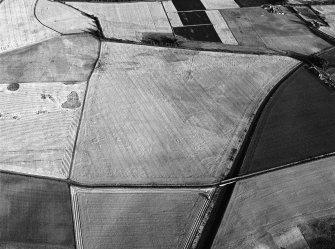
xmin=0 ymin=81 xmax=86 ymax=179
xmin=212 ymin=155 xmax=335 ymax=249
xmin=1 ymin=1 xmax=334 ymax=249
xmin=70 ymin=42 xmax=299 ymax=185
xmin=0 ymin=0 xmax=58 ymax=54
xmin=71 ymin=187 xmax=215 ymax=249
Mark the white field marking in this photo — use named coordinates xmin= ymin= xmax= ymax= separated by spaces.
xmin=206 ymin=10 xmax=238 ymax=45
xmin=162 ymin=0 xmax=178 ymax=13
xmin=201 ymin=0 xmax=239 ymax=9
xmin=166 ymin=11 xmax=183 ymax=27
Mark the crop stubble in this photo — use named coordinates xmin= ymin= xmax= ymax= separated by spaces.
xmin=0 ymin=0 xmax=58 ymax=54
xmin=0 ymin=81 xmax=86 ymax=178
xmin=71 ymin=187 xmax=215 ymax=249
xmin=70 ymin=42 xmax=298 ymax=185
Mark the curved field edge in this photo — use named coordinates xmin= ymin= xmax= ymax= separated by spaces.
xmin=239 ymin=63 xmax=335 ymax=175
xmin=0 ymin=0 xmax=59 ymax=55
xmin=34 ymin=0 xmax=99 ymax=35
xmin=70 ymin=41 xmax=300 ymax=186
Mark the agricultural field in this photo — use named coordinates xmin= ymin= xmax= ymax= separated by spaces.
xmin=65 ymin=1 xmax=173 ymax=42
xmin=0 ymin=173 xmax=74 ymax=249
xmin=206 ymin=10 xmax=238 ymax=44
xmin=166 ymin=0 xmax=238 ymax=10
xmin=288 ymin=0 xmax=335 ymax=4
xmin=71 ymin=187 xmax=215 ymax=249
xmin=312 ymin=5 xmax=335 ymax=39
xmin=35 ymin=0 xmax=98 ymax=35
xmin=0 ymin=0 xmax=58 ymax=53
xmin=200 ymin=0 xmax=239 ymax=9
xmin=212 ymin=156 xmax=335 ymax=249
xmin=165 ymin=10 xmax=238 ymax=44
xmin=2 ymin=0 xmax=335 ymax=248
xmin=239 ymin=64 xmax=335 ymax=175
xmin=70 ymin=42 xmax=298 ymax=185
xmin=0 ymin=81 xmax=86 ymax=178
xmin=220 ymin=7 xmax=331 ymax=54
xmin=162 ymin=0 xmax=238 ymax=43
xmin=0 ymin=34 xmax=100 ymax=84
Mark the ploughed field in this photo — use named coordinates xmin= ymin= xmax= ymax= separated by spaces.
xmin=239 ymin=63 xmax=335 ymax=175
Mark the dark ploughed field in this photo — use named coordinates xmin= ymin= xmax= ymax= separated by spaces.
xmin=240 ymin=59 xmax=335 ymax=175
xmin=0 ymin=173 xmax=74 ymax=249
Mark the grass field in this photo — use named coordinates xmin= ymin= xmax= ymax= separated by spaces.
xmin=212 ymin=155 xmax=335 ymax=249
xmin=239 ymin=65 xmax=335 ymax=175
xmin=0 ymin=0 xmax=58 ymax=54
xmin=71 ymin=187 xmax=215 ymax=249
xmin=221 ymin=7 xmax=331 ymax=54
xmin=65 ymin=1 xmax=173 ymax=42
xmin=70 ymin=42 xmax=298 ymax=185
xmin=219 ymin=8 xmax=265 ymax=47
xmin=0 ymin=34 xmax=100 ymax=84
xmin=0 ymin=173 xmax=74 ymax=248
xmin=35 ymin=0 xmax=98 ymax=35
xmin=0 ymin=81 xmax=86 ymax=178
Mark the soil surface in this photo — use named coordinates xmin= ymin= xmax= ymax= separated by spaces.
xmin=0 ymin=173 xmax=75 ymax=248
xmin=240 ymin=63 xmax=335 ymax=175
